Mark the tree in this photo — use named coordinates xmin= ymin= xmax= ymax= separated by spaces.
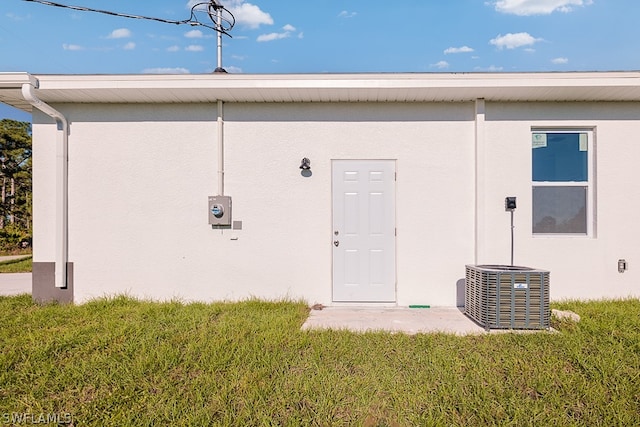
xmin=0 ymin=119 xmax=32 ymax=251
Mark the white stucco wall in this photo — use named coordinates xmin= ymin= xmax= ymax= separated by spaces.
xmin=480 ymin=102 xmax=640 ymax=300
xmin=222 ymin=102 xmax=475 ymax=307
xmin=31 ymin=110 xmax=57 ymax=263
xmin=31 ymin=100 xmax=640 ymax=305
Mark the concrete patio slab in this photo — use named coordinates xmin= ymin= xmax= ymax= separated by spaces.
xmin=302 ymin=306 xmax=488 ymax=335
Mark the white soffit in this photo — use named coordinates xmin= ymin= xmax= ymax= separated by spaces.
xmin=0 ymin=72 xmax=39 ymax=112
xmin=2 ymin=72 xmax=640 ymax=111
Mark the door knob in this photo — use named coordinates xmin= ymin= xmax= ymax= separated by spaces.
xmin=334 ymin=240 xmax=340 ymax=247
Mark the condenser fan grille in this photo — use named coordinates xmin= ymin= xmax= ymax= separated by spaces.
xmin=465 ymin=265 xmax=550 ymax=330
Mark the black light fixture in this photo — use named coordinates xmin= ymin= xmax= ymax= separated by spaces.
xmin=299 ymin=157 xmax=311 ymax=170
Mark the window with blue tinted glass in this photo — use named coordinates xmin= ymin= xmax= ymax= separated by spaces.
xmin=532 ymin=131 xmax=592 ymax=235
xmin=532 ymin=133 xmax=588 ymax=182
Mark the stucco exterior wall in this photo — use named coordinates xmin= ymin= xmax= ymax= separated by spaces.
xmin=480 ymin=102 xmax=640 ymax=300
xmin=31 ymin=100 xmax=640 ymax=305
xmin=222 ymin=102 xmax=475 ymax=307
xmin=32 ymin=110 xmax=58 ymax=263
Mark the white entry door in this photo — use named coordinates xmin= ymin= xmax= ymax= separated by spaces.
xmin=332 ymin=160 xmax=396 ymax=302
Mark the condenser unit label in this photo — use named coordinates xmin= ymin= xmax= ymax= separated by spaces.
xmin=514 ymin=283 xmax=528 ymax=289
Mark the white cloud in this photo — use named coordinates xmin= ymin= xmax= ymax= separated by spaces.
xmin=338 ymin=11 xmax=357 ymax=18
xmin=142 ymin=67 xmax=190 ymax=74
xmin=552 ymin=57 xmax=569 ymax=64
xmin=187 ymin=0 xmax=273 ymax=29
xmin=224 ymin=65 xmax=243 ymax=73
xmin=257 ymin=24 xmax=299 ymax=42
xmin=444 ymin=46 xmax=474 ymax=54
xmin=123 ymin=42 xmax=136 ymax=50
xmin=107 ymin=28 xmax=132 ymax=39
xmin=6 ymin=13 xmax=30 ymax=21
xmin=431 ymin=61 xmax=450 ymax=69
xmin=491 ymin=0 xmax=593 ymax=16
xmin=185 ymin=45 xmax=204 ymax=52
xmin=221 ymin=1 xmax=274 ymax=29
xmin=490 ymin=32 xmax=541 ymax=49
xmin=475 ymin=65 xmax=504 ymax=71
xmin=167 ymin=45 xmax=180 ymax=52
xmin=62 ymin=44 xmax=84 ymax=51
xmin=257 ymin=32 xmax=289 ymax=42
xmin=185 ymin=29 xmax=204 ymax=38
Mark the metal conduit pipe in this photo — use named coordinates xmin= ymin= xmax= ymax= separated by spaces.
xmin=217 ymin=100 xmax=224 ymax=195
xmin=21 ymin=82 xmax=69 ymax=288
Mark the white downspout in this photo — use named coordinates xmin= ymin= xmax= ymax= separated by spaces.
xmin=217 ymin=100 xmax=224 ymax=195
xmin=22 ymin=82 xmax=69 ymax=288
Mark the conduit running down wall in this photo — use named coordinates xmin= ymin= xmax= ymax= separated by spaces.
xmin=474 ymin=98 xmax=486 ymax=265
xmin=217 ymin=100 xmax=224 ymax=195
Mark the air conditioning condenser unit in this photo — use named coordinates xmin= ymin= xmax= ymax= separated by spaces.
xmin=465 ymin=265 xmax=550 ymax=330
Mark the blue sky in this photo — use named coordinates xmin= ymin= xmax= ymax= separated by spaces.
xmin=2 ymin=0 xmax=640 ymax=121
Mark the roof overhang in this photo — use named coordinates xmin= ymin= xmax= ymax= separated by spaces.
xmin=2 ymin=71 xmax=640 ymax=112
xmin=0 ymin=72 xmax=39 ymax=112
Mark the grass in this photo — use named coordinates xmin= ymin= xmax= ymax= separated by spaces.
xmin=0 ymin=296 xmax=638 ymax=426
xmin=0 ymin=255 xmax=32 ymax=273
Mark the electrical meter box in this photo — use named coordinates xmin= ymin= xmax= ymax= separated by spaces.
xmin=208 ymin=196 xmax=232 ymax=226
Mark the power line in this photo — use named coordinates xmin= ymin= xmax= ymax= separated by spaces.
xmin=22 ymin=0 xmax=235 ymax=36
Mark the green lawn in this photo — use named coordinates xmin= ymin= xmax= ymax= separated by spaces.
xmin=0 ymin=296 xmax=638 ymax=426
xmin=0 ymin=256 xmax=32 ymax=273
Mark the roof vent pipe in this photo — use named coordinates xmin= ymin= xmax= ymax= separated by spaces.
xmin=21 ymin=82 xmax=69 ymax=289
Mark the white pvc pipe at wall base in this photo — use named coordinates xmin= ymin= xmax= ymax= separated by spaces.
xmin=22 ymin=82 xmax=69 ymax=288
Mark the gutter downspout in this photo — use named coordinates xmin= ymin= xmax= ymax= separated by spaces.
xmin=22 ymin=82 xmax=69 ymax=289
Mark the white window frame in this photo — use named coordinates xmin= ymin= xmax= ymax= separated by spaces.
xmin=531 ymin=128 xmax=595 ymax=237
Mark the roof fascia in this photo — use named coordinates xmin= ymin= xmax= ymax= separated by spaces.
xmin=24 ymin=71 xmax=640 ymax=103
xmin=0 ymin=72 xmax=38 ymax=89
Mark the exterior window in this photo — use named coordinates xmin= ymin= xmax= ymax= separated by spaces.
xmin=532 ymin=131 xmax=593 ymax=235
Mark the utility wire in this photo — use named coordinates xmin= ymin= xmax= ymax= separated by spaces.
xmin=22 ymin=0 xmax=235 ymax=36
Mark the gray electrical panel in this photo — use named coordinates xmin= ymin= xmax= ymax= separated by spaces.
xmin=208 ymin=196 xmax=232 ymax=226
